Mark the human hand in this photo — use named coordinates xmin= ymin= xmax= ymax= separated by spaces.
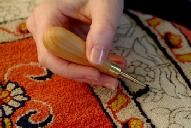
xmin=27 ymin=0 xmax=124 ymax=90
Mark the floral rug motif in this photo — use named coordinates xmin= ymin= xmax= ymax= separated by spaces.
xmin=1 ymin=0 xmax=191 ymax=128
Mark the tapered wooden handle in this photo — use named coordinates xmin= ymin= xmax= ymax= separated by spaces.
xmin=43 ymin=27 xmax=120 ymax=77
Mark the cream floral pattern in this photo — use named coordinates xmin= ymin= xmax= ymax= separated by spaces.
xmin=0 ymin=0 xmax=39 ymax=43
xmin=0 ymin=0 xmax=39 ymax=23
xmin=0 ymin=81 xmax=29 ymax=117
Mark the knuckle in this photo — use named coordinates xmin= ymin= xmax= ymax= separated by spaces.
xmin=26 ymin=17 xmax=33 ymax=32
xmin=26 ymin=13 xmax=36 ymax=33
xmin=104 ymin=22 xmax=116 ymax=37
xmin=106 ymin=22 xmax=116 ymax=33
xmin=94 ymin=22 xmax=116 ymax=40
xmin=26 ymin=7 xmax=39 ymax=32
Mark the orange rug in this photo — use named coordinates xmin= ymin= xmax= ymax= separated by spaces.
xmin=0 ymin=38 xmax=115 ymax=127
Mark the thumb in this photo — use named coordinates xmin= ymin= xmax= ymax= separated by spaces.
xmin=86 ymin=0 xmax=123 ymax=64
xmin=86 ymin=21 xmax=115 ymax=65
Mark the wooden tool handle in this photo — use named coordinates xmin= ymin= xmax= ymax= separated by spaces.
xmin=43 ymin=27 xmax=120 ymax=77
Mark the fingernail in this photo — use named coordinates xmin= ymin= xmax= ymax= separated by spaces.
xmin=90 ymin=47 xmax=107 ymax=64
xmin=104 ymin=82 xmax=118 ymax=90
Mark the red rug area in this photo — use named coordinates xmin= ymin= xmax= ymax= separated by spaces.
xmin=0 ymin=38 xmax=113 ymax=128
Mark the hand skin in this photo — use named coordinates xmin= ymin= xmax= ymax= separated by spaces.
xmin=27 ymin=0 xmax=124 ymax=90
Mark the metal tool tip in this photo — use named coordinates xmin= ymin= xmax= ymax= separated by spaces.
xmin=119 ymin=71 xmax=145 ymax=87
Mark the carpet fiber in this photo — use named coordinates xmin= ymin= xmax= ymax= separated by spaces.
xmin=1 ymin=0 xmax=191 ymax=128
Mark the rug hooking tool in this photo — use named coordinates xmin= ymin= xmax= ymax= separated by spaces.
xmin=43 ymin=27 xmax=145 ymax=87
